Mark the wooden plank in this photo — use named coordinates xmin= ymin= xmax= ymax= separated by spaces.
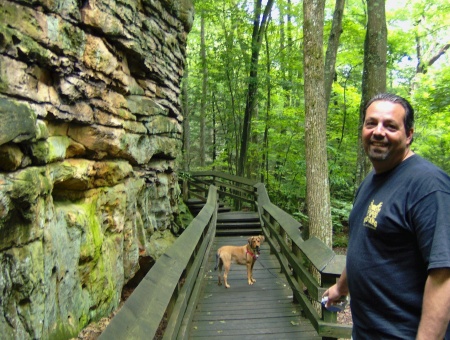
xmin=217 ymin=189 xmax=255 ymax=205
xmin=187 ymin=236 xmax=320 ymax=339
xmin=100 ymin=187 xmax=218 ymax=340
xmin=217 ymin=211 xmax=259 ymax=222
xmin=176 ymin=221 xmax=218 ymax=339
xmin=190 ymin=318 xmax=319 ymax=337
xmin=261 ymin=202 xmax=304 ymax=244
xmin=262 ymin=220 xmax=322 ymax=299
xmin=322 ymin=254 xmax=346 ymax=276
xmin=189 ymin=171 xmax=259 ymax=186
xmin=215 ymin=180 xmax=256 ymax=196
xmin=164 ymin=209 xmax=217 ymax=339
xmin=298 ymin=236 xmax=335 ymax=272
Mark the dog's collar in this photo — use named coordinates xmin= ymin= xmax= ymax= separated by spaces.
xmin=246 ymin=248 xmax=259 ymax=260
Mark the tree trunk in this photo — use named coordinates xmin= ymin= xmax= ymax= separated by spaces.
xmin=415 ymin=34 xmax=449 ymax=75
xmin=212 ymin=93 xmax=217 ymax=166
xmin=182 ymin=66 xmax=190 ymax=171
xmin=200 ymin=11 xmax=207 ymax=167
xmin=324 ymin=0 xmax=346 ymax=113
xmin=303 ymin=0 xmax=333 ymax=247
xmin=237 ymin=0 xmax=274 ymax=177
xmin=221 ymin=19 xmax=240 ymax=173
xmin=356 ymin=0 xmax=387 ymax=187
xmin=262 ymin=28 xmax=272 ymax=183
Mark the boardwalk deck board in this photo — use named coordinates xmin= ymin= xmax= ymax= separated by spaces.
xmin=188 ymin=236 xmax=320 ymax=339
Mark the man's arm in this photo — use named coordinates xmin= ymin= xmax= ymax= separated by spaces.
xmin=322 ymin=267 xmax=349 ymax=308
xmin=417 ymin=268 xmax=450 ymax=339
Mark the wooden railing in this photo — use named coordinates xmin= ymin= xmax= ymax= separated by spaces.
xmin=182 ymin=171 xmax=258 ymax=210
xmin=101 ymin=172 xmax=351 ymax=339
xmin=99 ymin=186 xmax=218 ymax=340
xmin=185 ymin=172 xmax=351 ymax=339
xmin=255 ymin=183 xmax=352 ymax=339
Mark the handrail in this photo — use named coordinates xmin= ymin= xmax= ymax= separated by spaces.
xmin=254 ymin=183 xmax=352 ymax=339
xmin=99 ymin=186 xmax=218 ymax=340
xmin=188 ymin=171 xmax=259 ymax=186
xmin=183 ymin=171 xmax=258 ymax=210
xmin=186 ymin=172 xmax=352 ymax=339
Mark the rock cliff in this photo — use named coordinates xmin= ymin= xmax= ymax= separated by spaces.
xmin=0 ymin=0 xmax=193 ymax=338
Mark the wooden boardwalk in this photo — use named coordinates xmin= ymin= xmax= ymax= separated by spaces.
xmin=188 ymin=236 xmax=320 ymax=339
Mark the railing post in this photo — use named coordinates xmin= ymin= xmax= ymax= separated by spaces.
xmin=184 ymin=173 xmax=351 ymax=338
xmin=269 ymin=214 xmax=278 ymax=255
xmin=320 ymin=273 xmax=338 ymax=340
xmin=292 ymin=243 xmax=302 ymax=305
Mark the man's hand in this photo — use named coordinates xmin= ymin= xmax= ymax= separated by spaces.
xmin=322 ymin=268 xmax=349 ymax=308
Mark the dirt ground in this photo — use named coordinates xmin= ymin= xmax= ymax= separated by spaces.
xmin=71 ymin=285 xmax=169 ymax=340
xmin=70 ymin=286 xmax=132 ymax=340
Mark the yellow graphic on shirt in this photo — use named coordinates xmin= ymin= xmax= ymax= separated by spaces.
xmin=363 ymin=200 xmax=383 ymax=230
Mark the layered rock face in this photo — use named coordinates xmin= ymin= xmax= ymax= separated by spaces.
xmin=0 ymin=0 xmax=193 ymax=338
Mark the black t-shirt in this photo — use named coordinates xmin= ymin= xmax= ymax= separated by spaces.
xmin=347 ymin=155 xmax=450 ymax=339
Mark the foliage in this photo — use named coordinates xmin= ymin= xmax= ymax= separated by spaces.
xmin=183 ymin=0 xmax=450 ymax=240
xmin=412 ymin=66 xmax=450 ymax=172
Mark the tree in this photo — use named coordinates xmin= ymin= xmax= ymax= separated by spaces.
xmin=412 ymin=65 xmax=450 ymax=173
xmin=412 ymin=2 xmax=450 ymax=75
xmin=356 ymin=0 xmax=387 ymax=186
xmin=303 ymin=0 xmax=333 ymax=246
xmin=237 ymin=0 xmax=275 ymax=177
xmin=184 ymin=0 xmax=449 ymax=246
xmin=200 ymin=10 xmax=208 ymax=167
xmin=324 ymin=0 xmax=346 ymax=112
xmin=182 ymin=65 xmax=190 ymax=171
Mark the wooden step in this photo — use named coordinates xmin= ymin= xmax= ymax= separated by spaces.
xmin=188 ymin=205 xmax=231 ymax=216
xmin=186 ymin=199 xmax=231 ymax=215
xmin=217 ymin=211 xmax=259 ymax=222
xmin=215 ymin=228 xmax=262 ymax=236
xmin=184 ymin=201 xmax=262 ymax=236
xmin=217 ymin=221 xmax=261 ymax=229
xmin=216 ymin=211 xmax=261 ymax=237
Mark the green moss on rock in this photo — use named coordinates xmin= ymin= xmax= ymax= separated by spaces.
xmin=0 ymin=97 xmax=37 ymax=145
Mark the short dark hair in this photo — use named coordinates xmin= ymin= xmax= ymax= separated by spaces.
xmin=364 ymin=93 xmax=415 ymax=143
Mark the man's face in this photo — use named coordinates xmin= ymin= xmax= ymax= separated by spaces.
xmin=362 ymin=100 xmax=414 ymax=173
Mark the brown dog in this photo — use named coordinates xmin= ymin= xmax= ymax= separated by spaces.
xmin=214 ymin=235 xmax=265 ymax=288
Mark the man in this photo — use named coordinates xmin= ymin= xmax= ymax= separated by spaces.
xmin=323 ymin=93 xmax=450 ymax=339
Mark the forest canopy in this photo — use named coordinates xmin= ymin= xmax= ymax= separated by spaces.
xmin=182 ymin=0 xmax=449 ymax=244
